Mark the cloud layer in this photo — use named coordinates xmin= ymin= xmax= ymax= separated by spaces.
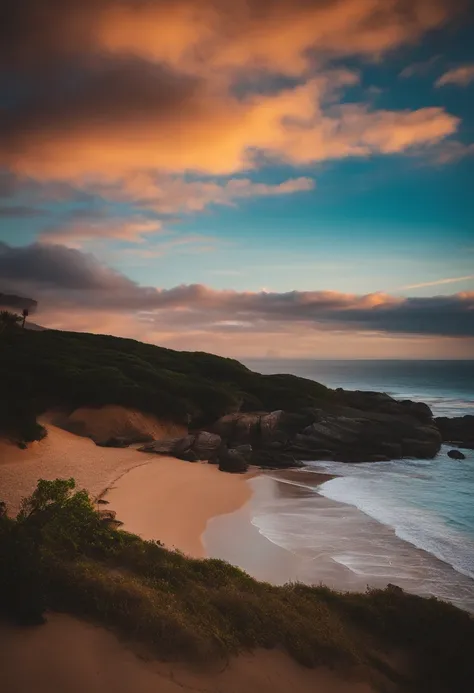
xmin=1 ymin=242 xmax=472 ymax=340
xmin=0 ymin=0 xmax=465 ymax=192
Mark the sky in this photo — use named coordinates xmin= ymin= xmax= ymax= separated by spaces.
xmin=0 ymin=0 xmax=473 ymax=358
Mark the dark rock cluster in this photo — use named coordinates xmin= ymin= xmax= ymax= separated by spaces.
xmin=137 ymin=390 xmax=446 ymax=473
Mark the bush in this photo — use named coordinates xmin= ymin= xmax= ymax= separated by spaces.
xmin=1 ymin=479 xmax=473 ymax=692
xmin=0 ymin=330 xmax=332 ymax=438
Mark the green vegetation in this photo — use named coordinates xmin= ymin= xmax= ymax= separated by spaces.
xmin=0 ymin=329 xmax=331 ymax=440
xmin=1 ymin=479 xmax=473 ymax=692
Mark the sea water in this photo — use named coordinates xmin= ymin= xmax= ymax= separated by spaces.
xmin=241 ymin=360 xmax=474 ymax=608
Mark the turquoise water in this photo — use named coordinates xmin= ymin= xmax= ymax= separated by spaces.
xmin=313 ymin=449 xmax=474 ymax=580
xmin=243 ymin=359 xmax=474 ymax=591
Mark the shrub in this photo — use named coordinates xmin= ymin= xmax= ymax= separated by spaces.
xmin=1 ymin=479 xmax=473 ymax=692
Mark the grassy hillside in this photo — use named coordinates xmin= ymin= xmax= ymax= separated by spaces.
xmin=0 ymin=329 xmax=331 ymax=441
xmin=1 ymin=478 xmax=473 ymax=693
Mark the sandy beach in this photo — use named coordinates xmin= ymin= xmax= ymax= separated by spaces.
xmin=105 ymin=457 xmax=255 ymax=557
xmin=0 ymin=421 xmax=256 ymax=559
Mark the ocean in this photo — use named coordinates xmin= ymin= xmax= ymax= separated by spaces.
xmin=227 ymin=359 xmax=474 ymax=610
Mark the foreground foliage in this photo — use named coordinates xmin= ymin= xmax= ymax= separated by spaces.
xmin=1 ymin=479 xmax=473 ymax=693
xmin=0 ymin=329 xmax=331 ymax=440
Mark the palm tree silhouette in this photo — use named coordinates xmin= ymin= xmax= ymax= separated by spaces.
xmin=22 ymin=308 xmax=29 ymax=329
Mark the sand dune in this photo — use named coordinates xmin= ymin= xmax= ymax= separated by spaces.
xmin=44 ymin=405 xmax=187 ymax=442
xmin=0 ymin=614 xmax=376 ymax=693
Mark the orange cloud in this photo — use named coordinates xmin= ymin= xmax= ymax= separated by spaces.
xmin=2 ymin=1 xmax=456 ymax=75
xmin=96 ymin=0 xmax=453 ymax=76
xmin=1 ymin=74 xmax=459 ymax=181
xmin=98 ymin=175 xmax=315 ymax=214
xmin=436 ymin=64 xmax=474 ymax=87
xmin=39 ymin=217 xmax=163 ymax=247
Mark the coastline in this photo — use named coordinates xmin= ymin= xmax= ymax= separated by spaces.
xmin=204 ymin=472 xmax=474 ymax=613
xmin=2 ymin=421 xmax=473 ymax=613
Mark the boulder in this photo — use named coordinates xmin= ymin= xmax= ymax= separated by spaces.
xmin=250 ymin=449 xmax=303 ymax=468
xmin=303 ymin=417 xmax=364 ymax=446
xmin=177 ymin=449 xmax=199 ymax=462
xmin=234 ymin=444 xmax=253 ymax=461
xmin=401 ymin=438 xmax=440 ymax=459
xmin=138 ymin=437 xmax=183 ymax=454
xmin=378 ymin=442 xmax=403 ymax=459
xmin=212 ymin=412 xmax=261 ymax=444
xmin=448 ymin=449 xmax=466 ymax=460
xmin=435 ymin=416 xmax=474 ymax=449
xmin=218 ymin=448 xmax=249 ymax=473
xmin=260 ymin=411 xmax=284 ymax=441
xmin=399 ymin=400 xmax=433 ymax=423
xmin=334 ymin=389 xmax=433 ymax=423
xmin=212 ymin=411 xmax=282 ymax=446
xmin=173 ymin=434 xmax=195 ymax=456
xmin=192 ymin=431 xmax=222 ymax=459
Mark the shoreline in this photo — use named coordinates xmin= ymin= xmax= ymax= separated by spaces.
xmin=204 ymin=472 xmax=474 ymax=613
xmin=2 ymin=422 xmax=473 ymax=613
xmin=105 ymin=457 xmax=258 ymax=557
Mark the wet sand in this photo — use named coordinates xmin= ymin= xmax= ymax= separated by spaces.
xmin=203 ymin=473 xmax=474 ymax=612
xmin=105 ymin=459 xmax=256 ymax=557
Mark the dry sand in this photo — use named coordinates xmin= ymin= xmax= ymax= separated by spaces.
xmin=0 ymin=419 xmax=255 ymax=558
xmin=0 ymin=614 xmax=376 ymax=693
xmin=105 ymin=458 xmax=255 ymax=557
xmin=0 ymin=424 xmax=155 ymax=516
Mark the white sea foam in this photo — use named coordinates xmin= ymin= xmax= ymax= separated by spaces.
xmin=314 ymin=448 xmax=474 ymax=581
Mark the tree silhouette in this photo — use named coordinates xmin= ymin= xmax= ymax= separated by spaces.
xmin=0 ymin=310 xmax=22 ymax=332
xmin=22 ymin=308 xmax=29 ymax=329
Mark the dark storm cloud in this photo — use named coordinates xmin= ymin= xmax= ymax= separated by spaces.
xmin=0 ymin=241 xmax=136 ymax=291
xmin=0 ymin=291 xmax=37 ymax=312
xmin=0 ymin=242 xmax=472 ymax=337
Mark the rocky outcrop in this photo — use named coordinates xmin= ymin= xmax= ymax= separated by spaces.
xmin=435 ymin=415 xmax=474 ymax=450
xmin=448 ymin=449 xmax=466 ymax=460
xmin=212 ymin=411 xmax=283 ymax=445
xmin=192 ymin=432 xmax=222 ymax=459
xmin=334 ymin=390 xmax=434 ymax=424
xmin=140 ymin=390 xmax=444 ymax=470
xmin=139 ymin=432 xmax=222 ymax=461
xmin=211 ymin=392 xmax=441 ymax=466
